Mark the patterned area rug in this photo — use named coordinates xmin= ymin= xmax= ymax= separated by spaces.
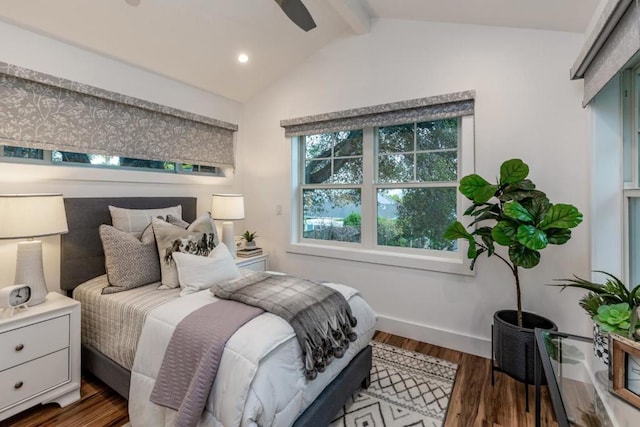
xmin=330 ymin=341 xmax=459 ymax=427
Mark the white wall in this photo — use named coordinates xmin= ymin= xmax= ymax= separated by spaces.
xmin=240 ymin=19 xmax=592 ymax=357
xmin=0 ymin=21 xmax=246 ymax=292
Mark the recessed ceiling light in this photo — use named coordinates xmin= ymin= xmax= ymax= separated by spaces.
xmin=125 ymin=0 xmax=141 ymax=6
xmin=238 ymin=53 xmax=249 ymax=64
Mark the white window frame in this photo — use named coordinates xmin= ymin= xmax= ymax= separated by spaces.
xmin=287 ymin=115 xmax=475 ymax=275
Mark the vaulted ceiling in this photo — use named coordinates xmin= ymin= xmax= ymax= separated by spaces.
xmin=0 ymin=0 xmax=600 ymax=102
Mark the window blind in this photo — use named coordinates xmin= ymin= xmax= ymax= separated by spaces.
xmin=571 ymin=0 xmax=640 ymax=106
xmin=0 ymin=62 xmax=238 ymax=168
xmin=280 ymin=90 xmax=475 ymax=137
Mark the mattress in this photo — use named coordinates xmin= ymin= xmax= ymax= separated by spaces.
xmin=73 ymin=275 xmax=180 ymax=369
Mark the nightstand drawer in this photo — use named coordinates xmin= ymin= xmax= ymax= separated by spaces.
xmin=240 ymin=259 xmax=267 ymax=271
xmin=0 ymin=315 xmax=69 ymax=371
xmin=0 ymin=348 xmax=69 ymax=411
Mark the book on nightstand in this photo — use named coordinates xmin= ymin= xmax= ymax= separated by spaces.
xmin=237 ymin=248 xmax=263 ymax=257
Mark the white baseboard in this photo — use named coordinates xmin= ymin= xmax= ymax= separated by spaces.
xmin=376 ymin=315 xmax=492 ymax=359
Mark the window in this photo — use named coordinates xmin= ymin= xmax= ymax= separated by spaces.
xmin=0 ymin=145 xmax=220 ymax=176
xmin=293 ymin=116 xmax=473 ymax=271
xmin=625 ymin=64 xmax=640 ymax=285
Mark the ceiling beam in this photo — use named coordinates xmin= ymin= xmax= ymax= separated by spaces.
xmin=327 ymin=0 xmax=370 ymax=34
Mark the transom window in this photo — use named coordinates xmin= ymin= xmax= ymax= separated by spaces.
xmin=1 ymin=145 xmax=221 ymax=176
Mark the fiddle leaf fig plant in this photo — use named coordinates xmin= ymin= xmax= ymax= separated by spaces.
xmin=444 ymin=159 xmax=583 ymax=327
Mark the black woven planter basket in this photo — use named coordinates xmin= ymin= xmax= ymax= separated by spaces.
xmin=493 ymin=310 xmax=557 ymax=384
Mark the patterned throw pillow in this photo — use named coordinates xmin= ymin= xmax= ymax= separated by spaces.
xmin=173 ymin=243 xmax=241 ymax=296
xmin=99 ymin=225 xmax=161 ymax=294
xmin=109 ymin=205 xmax=183 ymax=234
xmin=152 ymin=215 xmax=219 ymax=289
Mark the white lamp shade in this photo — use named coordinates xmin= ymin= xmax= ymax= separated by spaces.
xmin=211 ymin=194 xmax=245 ymax=220
xmin=0 ymin=194 xmax=69 ymax=239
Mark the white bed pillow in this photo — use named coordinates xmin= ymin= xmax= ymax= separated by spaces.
xmin=173 ymin=243 xmax=241 ymax=296
xmin=109 ymin=205 xmax=182 ymax=234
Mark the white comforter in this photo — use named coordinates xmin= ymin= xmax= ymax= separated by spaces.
xmin=128 ymin=282 xmax=377 ymax=427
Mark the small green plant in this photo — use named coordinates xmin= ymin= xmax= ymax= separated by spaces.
xmin=552 ymin=271 xmax=640 ymax=317
xmin=593 ymin=303 xmax=635 ymax=335
xmin=242 ymin=230 xmax=258 ymax=242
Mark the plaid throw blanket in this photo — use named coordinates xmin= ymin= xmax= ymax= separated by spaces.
xmin=213 ymin=272 xmax=358 ymax=380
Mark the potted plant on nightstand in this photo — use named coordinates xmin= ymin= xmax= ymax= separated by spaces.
xmin=551 ymin=271 xmax=640 ymax=364
xmin=444 ymin=158 xmax=583 ymax=385
xmin=242 ymin=230 xmax=258 ymax=249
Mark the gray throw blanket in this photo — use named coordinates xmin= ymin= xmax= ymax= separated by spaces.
xmin=213 ymin=272 xmax=357 ymax=380
xmin=150 ymin=300 xmax=264 ymax=427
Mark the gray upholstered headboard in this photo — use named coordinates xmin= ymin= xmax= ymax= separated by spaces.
xmin=60 ymin=197 xmax=197 ymax=293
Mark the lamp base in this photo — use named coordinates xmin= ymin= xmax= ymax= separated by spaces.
xmin=221 ymin=221 xmax=237 ymax=258
xmin=14 ymin=240 xmax=49 ymax=306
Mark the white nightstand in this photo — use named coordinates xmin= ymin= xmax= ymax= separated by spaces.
xmin=0 ymin=292 xmax=81 ymax=421
xmin=235 ymin=253 xmax=269 ymax=271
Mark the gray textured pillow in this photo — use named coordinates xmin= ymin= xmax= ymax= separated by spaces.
xmin=99 ymin=224 xmax=161 ymax=294
xmin=152 ymin=215 xmax=219 ymax=289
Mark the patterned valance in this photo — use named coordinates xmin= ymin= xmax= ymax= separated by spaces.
xmin=280 ymin=90 xmax=475 ymax=137
xmin=0 ymin=62 xmax=238 ymax=168
xmin=570 ymin=0 xmax=640 ymax=106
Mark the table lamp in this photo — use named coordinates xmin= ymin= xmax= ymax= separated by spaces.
xmin=211 ymin=194 xmax=245 ymax=258
xmin=0 ymin=194 xmax=68 ymax=305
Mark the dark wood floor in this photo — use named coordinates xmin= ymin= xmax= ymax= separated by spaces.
xmin=2 ymin=332 xmax=557 ymax=427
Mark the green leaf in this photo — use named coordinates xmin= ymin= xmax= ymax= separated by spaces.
xmin=525 ymin=194 xmax=551 ymax=224
xmin=500 ymin=159 xmax=529 ymax=184
xmin=546 ymin=228 xmax=571 ymax=245
xmin=492 ymin=221 xmax=518 ymax=246
xmin=540 ymin=204 xmax=583 ymax=230
xmin=516 ymin=225 xmax=548 ymax=250
xmin=459 ymin=174 xmax=498 ymax=203
xmin=467 ymin=243 xmax=477 ymax=259
xmin=443 ymin=221 xmax=473 ymax=240
xmin=509 ymin=245 xmax=541 ymax=268
xmin=503 ymin=201 xmax=534 ymax=223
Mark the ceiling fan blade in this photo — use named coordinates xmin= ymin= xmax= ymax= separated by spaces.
xmin=274 ymin=0 xmax=317 ymax=32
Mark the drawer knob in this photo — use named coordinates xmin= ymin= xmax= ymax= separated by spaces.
xmin=15 ymin=344 xmax=24 ymax=352
xmin=14 ymin=381 xmax=23 ymax=389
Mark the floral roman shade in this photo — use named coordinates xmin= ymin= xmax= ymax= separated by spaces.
xmin=280 ymin=90 xmax=475 ymax=137
xmin=0 ymin=62 xmax=238 ymax=168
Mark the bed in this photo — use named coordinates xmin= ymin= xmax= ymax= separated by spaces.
xmin=60 ymin=197 xmax=374 ymax=427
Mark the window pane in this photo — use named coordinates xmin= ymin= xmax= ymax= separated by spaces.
xmin=3 ymin=146 xmax=44 ymax=160
xmin=331 ymin=158 xmax=363 ymax=184
xmin=378 ymin=154 xmax=413 ymax=183
xmin=377 ymin=187 xmax=457 ymax=251
xmin=197 ymin=165 xmax=218 ymax=174
xmin=53 ymin=150 xmax=176 ymax=171
xmin=305 ymin=134 xmax=332 ymax=159
xmin=629 ymin=198 xmax=640 ymax=286
xmin=378 ymin=124 xmax=414 ymax=153
xmin=334 ymin=130 xmax=363 ymax=156
xmin=417 ymin=119 xmax=458 ymax=150
xmin=416 ymin=151 xmax=457 ymax=181
xmin=305 ymin=159 xmax=331 ymax=184
xmin=303 ymin=188 xmax=361 ymax=243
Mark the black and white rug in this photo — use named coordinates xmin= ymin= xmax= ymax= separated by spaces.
xmin=330 ymin=341 xmax=459 ymax=427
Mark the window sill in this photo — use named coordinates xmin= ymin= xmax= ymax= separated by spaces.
xmin=285 ymin=243 xmax=474 ymax=275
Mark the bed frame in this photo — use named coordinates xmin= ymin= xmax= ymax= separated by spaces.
xmin=60 ymin=196 xmax=371 ymax=427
